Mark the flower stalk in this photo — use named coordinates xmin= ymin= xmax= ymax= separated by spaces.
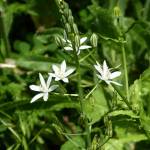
xmin=121 ymin=40 xmax=130 ymax=104
xmin=0 ymin=2 xmax=11 ymax=57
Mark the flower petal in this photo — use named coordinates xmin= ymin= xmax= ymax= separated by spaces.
xmin=77 ymin=49 xmax=80 ymax=55
xmin=30 ymin=93 xmax=44 ymax=103
xmin=64 ymin=46 xmax=73 ymax=51
xmin=94 ymin=64 xmax=103 ymax=75
xmin=80 ymin=37 xmax=87 ymax=44
xmin=48 ymin=73 xmax=56 ymax=78
xmin=47 ymin=76 xmax=52 ymax=88
xmin=39 ymin=73 xmax=46 ymax=89
xmin=43 ymin=92 xmax=48 ymax=101
xmin=65 ymin=68 xmax=75 ymax=77
xmin=110 ymin=71 xmax=121 ymax=79
xmin=61 ymin=60 xmax=66 ymax=73
xmin=103 ymin=60 xmax=110 ymax=78
xmin=79 ymin=45 xmax=91 ymax=50
xmin=96 ymin=74 xmax=103 ymax=80
xmin=49 ymin=85 xmax=59 ymax=92
xmin=29 ymin=85 xmax=41 ymax=92
xmin=62 ymin=78 xmax=69 ymax=83
xmin=52 ymin=64 xmax=59 ymax=73
xmin=55 ymin=77 xmax=61 ymax=81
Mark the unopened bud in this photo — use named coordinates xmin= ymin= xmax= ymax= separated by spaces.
xmin=64 ymin=8 xmax=70 ymax=18
xmin=68 ymin=16 xmax=74 ymax=25
xmin=55 ymin=36 xmax=64 ymax=47
xmin=114 ymin=6 xmax=121 ymax=17
xmin=90 ymin=33 xmax=98 ymax=47
xmin=65 ymin=23 xmax=71 ymax=33
xmin=74 ymin=34 xmax=80 ymax=49
xmin=72 ymin=23 xmax=78 ymax=34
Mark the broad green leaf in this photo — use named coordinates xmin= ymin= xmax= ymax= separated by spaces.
xmin=102 ymin=139 xmax=124 ymax=150
xmin=16 ymin=59 xmax=51 ymax=71
xmin=0 ymin=95 xmax=79 ymax=112
xmin=14 ymin=40 xmax=30 ymax=55
xmin=61 ymin=136 xmax=85 ymax=150
xmin=83 ymin=86 xmax=108 ymax=124
xmin=140 ymin=113 xmax=150 ymax=138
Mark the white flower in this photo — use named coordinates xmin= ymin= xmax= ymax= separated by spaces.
xmin=94 ymin=60 xmax=122 ymax=86
xmin=49 ymin=60 xmax=75 ymax=83
xmin=29 ymin=73 xmax=58 ymax=103
xmin=63 ymin=37 xmax=91 ymax=55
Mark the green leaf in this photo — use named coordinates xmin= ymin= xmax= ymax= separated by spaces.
xmin=0 ymin=95 xmax=79 ymax=112
xmin=14 ymin=40 xmax=30 ymax=55
xmin=16 ymin=59 xmax=51 ymax=71
xmin=61 ymin=136 xmax=85 ymax=150
xmin=83 ymin=86 xmax=108 ymax=124
xmin=108 ymin=110 xmax=139 ymax=118
xmin=102 ymin=138 xmax=124 ymax=150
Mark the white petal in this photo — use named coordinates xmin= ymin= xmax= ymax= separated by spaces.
xmin=62 ymin=78 xmax=69 ymax=83
xmin=49 ymin=85 xmax=59 ymax=92
xmin=79 ymin=45 xmax=91 ymax=50
xmin=103 ymin=60 xmax=110 ymax=77
xmin=29 ymin=85 xmax=41 ymax=92
xmin=94 ymin=64 xmax=102 ymax=75
xmin=65 ymin=68 xmax=75 ymax=77
xmin=39 ymin=73 xmax=46 ymax=89
xmin=48 ymin=73 xmax=56 ymax=78
xmin=105 ymin=80 xmax=111 ymax=85
xmin=52 ymin=65 xmax=59 ymax=73
xmin=110 ymin=71 xmax=121 ymax=79
xmin=61 ymin=60 xmax=66 ymax=73
xmin=47 ymin=76 xmax=52 ymax=88
xmin=96 ymin=74 xmax=103 ymax=80
xmin=77 ymin=49 xmax=80 ymax=55
xmin=30 ymin=93 xmax=44 ymax=103
xmin=43 ymin=92 xmax=48 ymax=101
xmin=55 ymin=77 xmax=61 ymax=81
xmin=64 ymin=46 xmax=73 ymax=51
xmin=80 ymin=37 xmax=87 ymax=44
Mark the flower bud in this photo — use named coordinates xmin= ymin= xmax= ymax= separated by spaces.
xmin=72 ymin=23 xmax=79 ymax=34
xmin=90 ymin=33 xmax=98 ymax=47
xmin=68 ymin=16 xmax=74 ymax=26
xmin=114 ymin=6 xmax=121 ymax=17
xmin=74 ymin=34 xmax=80 ymax=49
xmin=55 ymin=36 xmax=64 ymax=47
xmin=65 ymin=23 xmax=71 ymax=33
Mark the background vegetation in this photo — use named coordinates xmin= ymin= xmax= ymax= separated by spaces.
xmin=0 ymin=0 xmax=150 ymax=149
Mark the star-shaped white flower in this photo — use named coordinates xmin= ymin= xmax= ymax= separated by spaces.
xmin=29 ymin=73 xmax=58 ymax=103
xmin=94 ymin=60 xmax=122 ymax=86
xmin=49 ymin=60 xmax=75 ymax=83
xmin=63 ymin=37 xmax=91 ymax=55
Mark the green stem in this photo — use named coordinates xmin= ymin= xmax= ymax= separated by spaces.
xmin=0 ymin=4 xmax=11 ymax=57
xmin=72 ymin=43 xmax=91 ymax=148
xmin=121 ymin=41 xmax=130 ymax=104
xmin=111 ymin=84 xmax=132 ymax=110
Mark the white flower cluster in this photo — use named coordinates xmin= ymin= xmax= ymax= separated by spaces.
xmin=29 ymin=36 xmax=122 ymax=103
xmin=29 ymin=60 xmax=75 ymax=103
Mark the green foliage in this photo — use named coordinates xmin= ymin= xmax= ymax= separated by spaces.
xmin=83 ymin=86 xmax=108 ymax=124
xmin=0 ymin=0 xmax=150 ymax=149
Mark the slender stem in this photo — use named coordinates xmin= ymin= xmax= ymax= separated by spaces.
xmin=85 ymin=81 xmax=101 ymax=100
xmin=57 ymin=81 xmax=72 ymax=101
xmin=111 ymin=84 xmax=132 ymax=110
xmin=72 ymin=42 xmax=91 ymax=148
xmin=0 ymin=3 xmax=11 ymax=57
xmin=121 ymin=41 xmax=130 ymax=104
